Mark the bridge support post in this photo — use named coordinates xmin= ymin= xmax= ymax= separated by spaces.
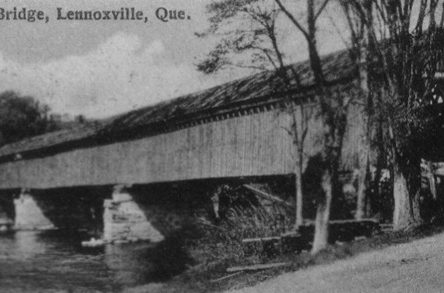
xmin=103 ymin=185 xmax=164 ymax=243
xmin=14 ymin=189 xmax=54 ymax=230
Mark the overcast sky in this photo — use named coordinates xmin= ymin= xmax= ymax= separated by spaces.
xmin=0 ymin=0 xmax=347 ymax=118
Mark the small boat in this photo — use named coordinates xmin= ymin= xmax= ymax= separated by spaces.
xmin=81 ymin=237 xmax=106 ymax=247
xmin=0 ymin=219 xmax=13 ymax=233
xmin=0 ymin=224 xmax=10 ymax=233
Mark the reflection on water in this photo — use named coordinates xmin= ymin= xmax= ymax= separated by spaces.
xmin=0 ymin=230 xmax=190 ymax=292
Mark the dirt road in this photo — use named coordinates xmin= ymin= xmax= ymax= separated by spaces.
xmin=228 ymin=232 xmax=444 ymax=293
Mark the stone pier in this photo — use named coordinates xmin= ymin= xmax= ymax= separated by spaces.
xmin=14 ymin=189 xmax=54 ymax=230
xmin=103 ymin=185 xmax=164 ymax=243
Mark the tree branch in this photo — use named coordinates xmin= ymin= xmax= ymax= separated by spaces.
xmin=274 ymin=0 xmax=309 ymax=38
xmin=314 ymin=0 xmax=330 ymax=21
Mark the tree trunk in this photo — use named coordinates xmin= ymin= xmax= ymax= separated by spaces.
xmin=355 ymin=164 xmax=368 ymax=220
xmin=425 ymin=160 xmax=437 ymax=200
xmin=392 ymin=157 xmax=422 ymax=230
xmin=295 ymin=162 xmax=304 ymax=228
xmin=373 ymin=125 xmax=385 ymax=215
xmin=356 ymin=149 xmax=370 ymax=220
xmin=311 ymin=170 xmax=332 ymax=254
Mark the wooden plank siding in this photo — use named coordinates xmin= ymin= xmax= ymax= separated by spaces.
xmin=0 ymin=102 xmax=365 ymax=190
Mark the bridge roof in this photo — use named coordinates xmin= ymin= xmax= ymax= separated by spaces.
xmin=0 ymin=49 xmax=355 ymax=161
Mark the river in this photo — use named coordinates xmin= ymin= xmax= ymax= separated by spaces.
xmin=0 ymin=229 xmax=190 ymax=292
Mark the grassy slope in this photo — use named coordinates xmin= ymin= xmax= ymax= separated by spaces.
xmin=123 ymin=223 xmax=444 ymax=293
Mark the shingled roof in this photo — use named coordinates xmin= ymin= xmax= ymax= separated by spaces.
xmin=0 ymin=49 xmax=356 ymax=161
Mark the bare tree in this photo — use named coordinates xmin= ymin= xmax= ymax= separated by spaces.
xmin=345 ymin=0 xmax=444 ymax=230
xmin=274 ymin=0 xmax=355 ymax=253
xmin=338 ymin=0 xmax=371 ymax=220
xmin=197 ymin=0 xmax=313 ymax=229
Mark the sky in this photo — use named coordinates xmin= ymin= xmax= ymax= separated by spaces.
xmin=0 ymin=0 xmax=347 ymax=119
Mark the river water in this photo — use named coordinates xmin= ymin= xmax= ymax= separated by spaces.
xmin=0 ymin=230 xmax=190 ymax=292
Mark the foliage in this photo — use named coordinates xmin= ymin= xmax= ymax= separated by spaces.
xmin=187 ymin=184 xmax=293 ymax=265
xmin=343 ymin=0 xmax=444 ymax=230
xmin=197 ymin=0 xmax=288 ymax=74
xmin=0 ymin=91 xmax=58 ymax=146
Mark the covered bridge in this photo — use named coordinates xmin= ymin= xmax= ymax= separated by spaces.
xmin=0 ymin=50 xmax=366 ymax=242
xmin=0 ymin=50 xmax=362 ymax=189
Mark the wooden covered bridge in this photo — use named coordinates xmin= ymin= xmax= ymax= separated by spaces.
xmin=0 ymin=49 xmax=419 ymax=242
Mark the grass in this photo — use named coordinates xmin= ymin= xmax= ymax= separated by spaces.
xmin=123 ymin=222 xmax=444 ymax=293
xmin=122 ymin=182 xmax=444 ymax=293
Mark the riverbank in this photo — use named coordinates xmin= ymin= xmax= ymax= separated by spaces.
xmin=123 ymin=223 xmax=444 ymax=293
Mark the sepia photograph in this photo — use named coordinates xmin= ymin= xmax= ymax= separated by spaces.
xmin=0 ymin=0 xmax=443 ymax=292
